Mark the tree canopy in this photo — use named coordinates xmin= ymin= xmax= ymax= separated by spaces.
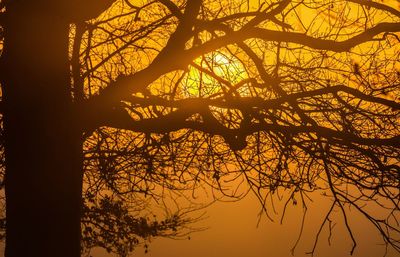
xmin=0 ymin=0 xmax=399 ymax=256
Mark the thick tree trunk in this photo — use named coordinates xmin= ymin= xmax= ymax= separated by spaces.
xmin=1 ymin=2 xmax=83 ymax=257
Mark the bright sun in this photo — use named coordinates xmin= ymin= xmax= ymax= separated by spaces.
xmin=184 ymin=51 xmax=248 ymax=97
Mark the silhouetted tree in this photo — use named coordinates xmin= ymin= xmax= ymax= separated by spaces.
xmin=0 ymin=0 xmax=399 ymax=256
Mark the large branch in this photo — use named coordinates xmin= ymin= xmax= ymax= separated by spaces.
xmin=83 ymin=82 xmax=400 ymax=150
xmin=346 ymin=0 xmax=400 ymax=18
xmin=95 ymin=104 xmax=400 ymax=149
xmin=69 ymin=0 xmax=117 ymax=21
xmin=155 ymin=0 xmax=202 ymax=57
xmin=89 ymin=21 xmax=399 ymax=102
xmin=123 ymin=85 xmax=400 ymax=111
xmin=186 ymin=22 xmax=400 ymax=57
xmin=82 ymin=8 xmax=399 ymax=130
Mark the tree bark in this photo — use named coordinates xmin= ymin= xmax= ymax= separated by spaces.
xmin=1 ymin=2 xmax=83 ymax=257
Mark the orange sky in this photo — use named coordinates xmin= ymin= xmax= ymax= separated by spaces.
xmin=83 ymin=1 xmax=400 ymax=256
xmin=1 ymin=1 xmax=396 ymax=256
xmin=87 ymin=191 xmax=398 ymax=257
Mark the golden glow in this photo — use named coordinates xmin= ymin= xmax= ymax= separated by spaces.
xmin=74 ymin=0 xmax=400 ymax=256
xmin=184 ymin=51 xmax=248 ymax=97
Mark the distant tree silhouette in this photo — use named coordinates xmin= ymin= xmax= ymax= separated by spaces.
xmin=0 ymin=0 xmax=399 ymax=256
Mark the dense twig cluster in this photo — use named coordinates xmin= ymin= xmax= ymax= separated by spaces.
xmin=1 ymin=0 xmax=400 ymax=256
xmin=76 ymin=0 xmax=400 ymax=255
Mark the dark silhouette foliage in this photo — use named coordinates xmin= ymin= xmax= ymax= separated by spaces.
xmin=0 ymin=0 xmax=399 ymax=256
